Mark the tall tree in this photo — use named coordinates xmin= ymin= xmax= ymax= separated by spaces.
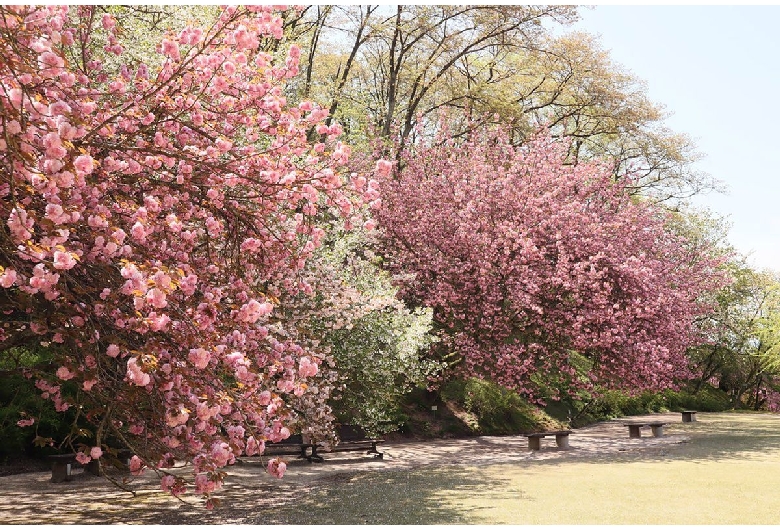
xmin=0 ymin=5 xmax=375 ymax=505
xmin=691 ymin=261 xmax=780 ymax=409
xmin=292 ymin=6 xmax=717 ymax=203
xmin=374 ymin=124 xmax=728 ymax=399
xmin=295 ymin=6 xmax=574 ymax=137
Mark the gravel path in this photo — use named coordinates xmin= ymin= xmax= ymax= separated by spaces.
xmin=0 ymin=412 xmax=691 ymax=524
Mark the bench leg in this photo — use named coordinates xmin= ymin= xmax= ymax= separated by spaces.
xmin=555 ymin=434 xmax=570 ymax=449
xmin=308 ymin=446 xmax=324 ymax=463
xmin=651 ymin=425 xmax=664 ymax=437
xmin=528 ymin=437 xmax=541 ymax=450
xmin=367 ymin=443 xmax=384 ymax=459
xmin=628 ymin=425 xmax=642 ymax=438
xmin=51 ymin=462 xmax=72 ymax=483
xmin=85 ymin=459 xmax=101 ymax=476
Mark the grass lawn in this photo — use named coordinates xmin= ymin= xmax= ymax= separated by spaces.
xmin=264 ymin=412 xmax=780 ymax=524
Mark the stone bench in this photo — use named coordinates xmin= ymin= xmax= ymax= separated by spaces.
xmin=523 ymin=430 xmax=573 ymax=450
xmin=48 ymin=449 xmax=135 ymax=482
xmin=47 ymin=454 xmax=100 ymax=483
xmin=623 ymin=421 xmax=667 ymax=438
xmin=681 ymin=410 xmax=697 ymax=422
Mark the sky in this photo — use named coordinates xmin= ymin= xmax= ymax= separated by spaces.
xmin=567 ymin=5 xmax=780 ymax=272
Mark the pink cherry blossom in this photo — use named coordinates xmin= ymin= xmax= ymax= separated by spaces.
xmin=160 ymin=39 xmax=180 ymax=61
xmin=375 ymin=124 xmax=728 ymax=398
xmin=266 ymin=458 xmax=286 ymax=479
xmin=374 ymin=160 xmax=393 ymax=178
xmin=0 ymin=269 xmax=17 ymax=288
xmin=56 ymin=366 xmax=75 ymax=380
xmin=129 ymin=455 xmax=145 ymax=475
xmin=188 ymin=348 xmax=210 ymax=369
xmin=146 ymin=288 xmax=167 ymax=308
xmin=0 ymin=4 xmax=367 ymax=505
xmin=237 ymin=299 xmax=273 ymax=323
xmin=73 ymin=154 xmax=94 ymax=175
xmin=126 ymin=357 xmax=150 ymax=386
xmin=52 ymin=251 xmax=77 ymax=270
xmin=299 ymin=356 xmax=318 ymax=378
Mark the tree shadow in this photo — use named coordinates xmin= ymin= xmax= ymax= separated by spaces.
xmin=235 ymin=467 xmax=515 ymax=525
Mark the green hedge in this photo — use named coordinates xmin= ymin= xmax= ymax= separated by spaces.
xmin=556 ymin=385 xmax=733 ymax=428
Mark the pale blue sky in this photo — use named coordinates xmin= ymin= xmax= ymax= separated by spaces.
xmin=569 ymin=5 xmax=780 ymax=272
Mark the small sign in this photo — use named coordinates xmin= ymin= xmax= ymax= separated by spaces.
xmin=431 ymin=405 xmax=438 ymax=411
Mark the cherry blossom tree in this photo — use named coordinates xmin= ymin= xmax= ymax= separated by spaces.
xmin=0 ymin=5 xmax=377 ymax=505
xmin=374 ymin=125 xmax=728 ymax=401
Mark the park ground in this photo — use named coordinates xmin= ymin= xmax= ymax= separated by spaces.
xmin=1 ymin=411 xmax=779 ymax=524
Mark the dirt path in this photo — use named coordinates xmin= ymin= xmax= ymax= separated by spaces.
xmin=0 ymin=412 xmax=697 ymax=524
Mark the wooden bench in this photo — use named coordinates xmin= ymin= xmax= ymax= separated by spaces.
xmin=263 ymin=434 xmax=320 ymax=463
xmin=523 ymin=430 xmax=573 ymax=450
xmin=623 ymin=421 xmax=668 ymax=438
xmin=681 ymin=410 xmax=697 ymax=422
xmin=311 ymin=424 xmax=384 ymax=460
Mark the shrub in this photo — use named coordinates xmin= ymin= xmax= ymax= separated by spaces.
xmin=662 ymin=386 xmax=732 ymax=412
xmin=0 ymin=372 xmax=76 ymax=461
xmin=440 ymin=378 xmax=564 ymax=434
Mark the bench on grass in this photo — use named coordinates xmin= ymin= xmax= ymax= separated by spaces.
xmin=681 ymin=410 xmax=697 ymax=423
xmin=263 ymin=434 xmax=321 ymax=463
xmin=311 ymin=424 xmax=384 ymax=461
xmin=523 ymin=430 xmax=573 ymax=450
xmin=623 ymin=421 xmax=668 ymax=438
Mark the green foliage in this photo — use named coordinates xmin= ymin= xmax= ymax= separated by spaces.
xmin=0 ymin=346 xmax=86 ymax=461
xmin=301 ymin=225 xmax=442 ymax=435
xmin=587 ymin=390 xmax=669 ymax=419
xmin=556 ymin=385 xmax=733 ymax=428
xmin=440 ymin=378 xmax=564 ymax=435
xmin=688 ymin=255 xmax=780 ymax=409
xmin=0 ymin=372 xmax=75 ymax=461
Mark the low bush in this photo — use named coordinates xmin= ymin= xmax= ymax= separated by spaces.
xmin=661 ymin=385 xmax=732 ymax=412
xmin=0 ymin=346 xmax=84 ymax=463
